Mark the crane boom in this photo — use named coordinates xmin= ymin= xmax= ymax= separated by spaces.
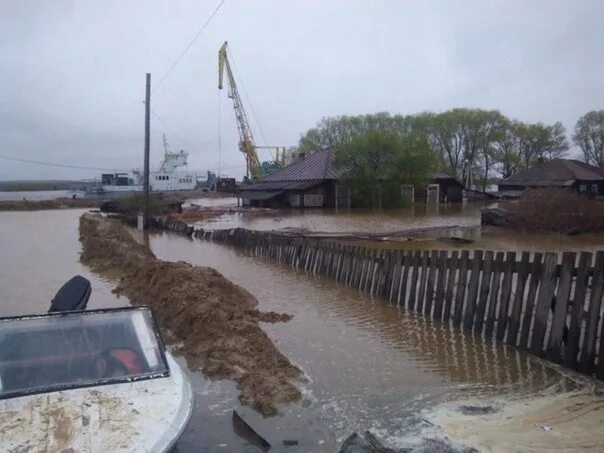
xmin=218 ymin=41 xmax=261 ymax=178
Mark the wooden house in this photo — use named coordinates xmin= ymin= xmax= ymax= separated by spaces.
xmin=498 ymin=159 xmax=604 ymax=196
xmin=238 ymin=149 xmax=463 ymax=208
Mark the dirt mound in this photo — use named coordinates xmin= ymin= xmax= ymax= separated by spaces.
xmin=79 ymin=213 xmax=301 ymax=416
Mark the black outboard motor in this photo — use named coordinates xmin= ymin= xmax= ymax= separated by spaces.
xmin=49 ymin=275 xmax=92 ymax=313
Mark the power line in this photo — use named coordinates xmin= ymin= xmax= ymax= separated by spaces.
xmin=150 ymin=110 xmax=194 ymax=148
xmin=0 ymin=101 xmax=142 ymax=143
xmin=152 ymin=0 xmax=227 ymax=93
xmin=0 ymin=153 xmax=246 ymax=173
xmin=0 ymin=155 xmax=127 ymax=172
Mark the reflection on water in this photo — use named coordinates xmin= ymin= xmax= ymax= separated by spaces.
xmin=197 ymin=200 xmax=604 ymax=253
xmin=0 ymin=210 xmax=124 ymax=316
xmin=185 ymin=196 xmax=238 ymax=208
xmin=201 ymin=202 xmax=487 ymax=233
xmin=0 ymin=209 xmax=599 ymax=452
xmin=148 ymin=232 xmax=586 ymax=451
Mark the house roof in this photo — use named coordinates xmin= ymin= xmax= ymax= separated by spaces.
xmin=256 ymin=147 xmax=461 ymax=185
xmin=433 ymin=171 xmax=463 ymax=183
xmin=238 ymin=190 xmax=283 ymax=201
xmin=240 ymin=180 xmax=322 ymax=192
xmin=500 ymin=159 xmax=604 ymax=187
xmin=260 ymin=148 xmax=343 ymax=182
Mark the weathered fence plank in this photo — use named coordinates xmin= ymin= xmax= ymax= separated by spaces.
xmin=424 ymin=250 xmax=439 ymax=318
xmin=416 ymin=251 xmax=430 ymax=315
xmin=185 ymin=225 xmax=604 ymax=381
xmin=530 ymin=253 xmax=559 ymax=356
xmin=519 ymin=253 xmax=543 ymax=350
xmin=546 ymin=252 xmax=576 ymax=360
xmin=407 ymin=251 xmax=422 ymax=311
xmin=453 ymin=251 xmax=470 ymax=328
xmin=443 ymin=251 xmax=459 ymax=322
xmin=496 ymin=251 xmax=516 ymax=342
xmin=463 ymin=250 xmax=483 ymax=331
xmin=484 ymin=252 xmax=505 ymax=338
xmin=580 ymin=251 xmax=604 ymax=372
xmin=433 ymin=250 xmax=448 ymax=321
xmin=398 ymin=250 xmax=413 ymax=308
xmin=389 ymin=251 xmax=403 ymax=304
xmin=506 ymin=252 xmax=531 ymax=347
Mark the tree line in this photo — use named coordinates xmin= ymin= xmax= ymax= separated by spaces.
xmin=294 ymin=109 xmax=604 ymax=192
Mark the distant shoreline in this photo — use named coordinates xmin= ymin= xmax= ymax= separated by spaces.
xmin=0 ymin=180 xmax=92 ymax=192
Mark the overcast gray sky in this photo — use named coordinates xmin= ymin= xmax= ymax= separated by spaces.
xmin=1 ymin=0 xmax=603 ymax=180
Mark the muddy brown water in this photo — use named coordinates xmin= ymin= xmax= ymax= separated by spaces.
xmin=201 ymin=201 xmax=604 ymax=253
xmin=1 ymin=208 xmax=603 ymax=452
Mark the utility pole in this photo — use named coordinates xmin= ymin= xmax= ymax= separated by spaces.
xmin=143 ymin=73 xmax=151 ymax=228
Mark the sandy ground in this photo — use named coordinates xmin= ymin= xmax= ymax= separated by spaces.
xmin=429 ymin=385 xmax=604 ymax=452
xmin=78 ymin=213 xmax=302 ymax=416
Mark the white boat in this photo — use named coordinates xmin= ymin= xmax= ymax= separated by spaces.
xmin=0 ymin=276 xmax=193 ymax=452
xmin=88 ymin=136 xmax=197 ymax=195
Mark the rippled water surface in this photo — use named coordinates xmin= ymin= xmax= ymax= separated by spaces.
xmin=146 ymin=231 xmax=585 ymax=451
xmin=198 ymin=201 xmax=604 ymax=253
xmin=1 ymin=208 xmax=601 ymax=452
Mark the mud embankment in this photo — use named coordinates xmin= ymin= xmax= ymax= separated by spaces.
xmin=78 ymin=213 xmax=301 ymax=416
xmin=0 ymin=198 xmax=102 ymax=211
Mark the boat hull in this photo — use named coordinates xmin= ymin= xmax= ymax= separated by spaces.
xmin=0 ymin=353 xmax=193 ymax=452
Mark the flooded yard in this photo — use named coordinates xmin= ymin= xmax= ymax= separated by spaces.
xmin=1 ymin=207 xmax=603 ymax=451
xmin=197 ymin=200 xmax=604 ymax=253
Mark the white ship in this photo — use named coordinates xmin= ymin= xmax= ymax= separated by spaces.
xmin=88 ymin=136 xmax=196 ymax=195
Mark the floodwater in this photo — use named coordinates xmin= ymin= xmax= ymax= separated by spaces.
xmin=0 ymin=209 xmax=123 ymax=316
xmin=200 ymin=201 xmax=604 ymax=253
xmin=204 ymin=202 xmax=483 ymax=233
xmin=186 ymin=196 xmax=238 ymax=208
xmin=1 ymin=208 xmax=604 ymax=452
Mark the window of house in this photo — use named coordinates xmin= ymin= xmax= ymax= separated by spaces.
xmin=591 ymin=184 xmax=598 ymax=194
xmin=579 ymin=184 xmax=587 ymax=192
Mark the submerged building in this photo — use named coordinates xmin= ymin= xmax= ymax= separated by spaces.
xmin=238 ymin=148 xmax=463 ymax=208
xmin=498 ymin=158 xmax=604 ymax=196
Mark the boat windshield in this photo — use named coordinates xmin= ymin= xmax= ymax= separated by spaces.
xmin=0 ymin=307 xmax=169 ymax=399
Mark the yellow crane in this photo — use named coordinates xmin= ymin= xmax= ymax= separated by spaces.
xmin=218 ymin=41 xmax=285 ymax=179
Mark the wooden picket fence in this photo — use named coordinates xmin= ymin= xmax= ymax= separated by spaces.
xmin=162 ymin=218 xmax=604 ymax=379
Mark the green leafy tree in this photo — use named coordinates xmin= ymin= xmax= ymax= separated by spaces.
xmin=425 ymin=108 xmax=506 ymax=189
xmin=494 ymin=119 xmax=523 ymax=178
xmin=516 ymin=122 xmax=569 ymax=168
xmin=335 ymin=130 xmax=437 ymax=207
xmin=297 ymin=111 xmax=569 ymax=191
xmin=297 ymin=112 xmax=416 ymax=154
xmin=573 ymin=110 xmax=604 ymax=167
